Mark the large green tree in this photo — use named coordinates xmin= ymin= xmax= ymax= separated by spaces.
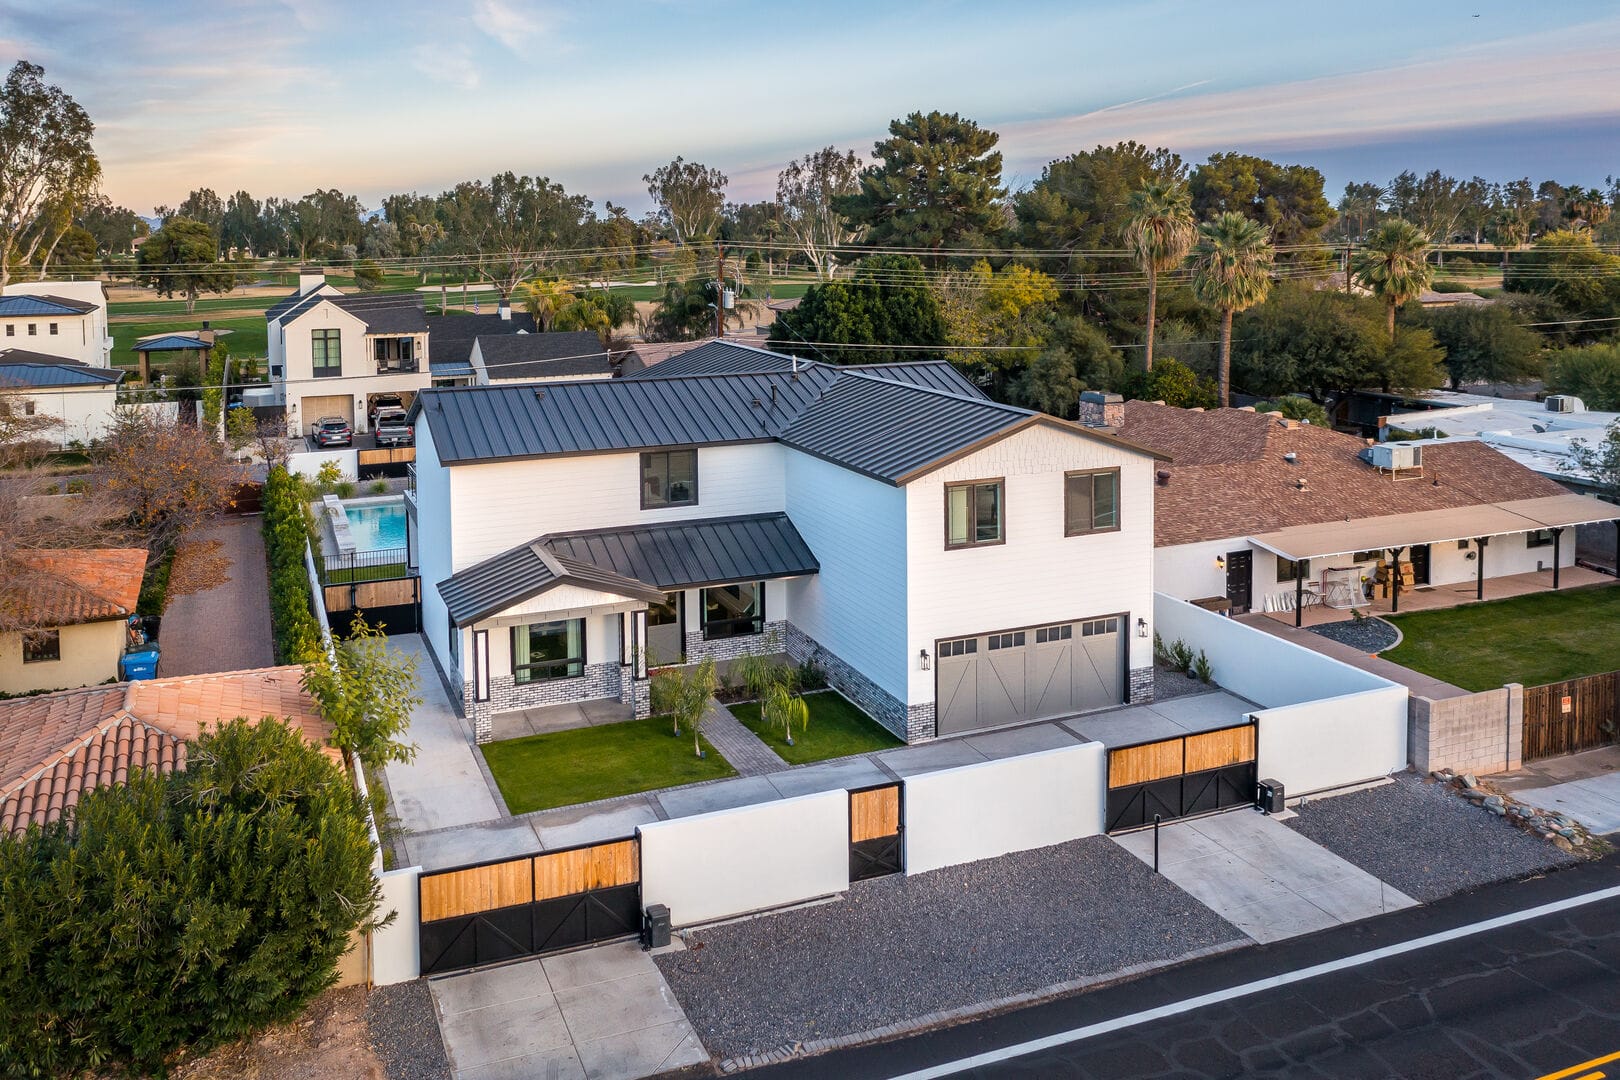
xmin=769 ymin=254 xmax=947 ymax=363
xmin=775 ymin=146 xmax=862 ymax=279
xmin=135 ymin=217 xmax=236 ymax=313
xmin=1421 ymin=303 xmax=1543 ymax=389
xmin=76 ymin=194 xmax=146 ymax=254
xmin=1189 ymin=153 xmax=1335 ymax=248
xmin=0 ymin=61 xmax=100 ymax=287
xmin=1122 ymin=178 xmax=1195 ymax=372
xmin=1192 ymin=211 xmax=1274 ymax=406
xmin=1546 ymin=343 xmax=1620 ymax=410
xmin=1504 ymin=229 xmax=1620 ymax=336
xmin=1352 ymin=218 xmax=1434 ymax=339
xmin=438 ymin=172 xmax=591 ymax=302
xmin=643 ymin=156 xmax=727 ymax=245
xmin=838 ymin=110 xmax=1005 ymax=259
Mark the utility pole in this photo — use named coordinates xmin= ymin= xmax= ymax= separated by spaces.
xmin=714 ymin=245 xmax=724 ymax=338
xmin=1344 ymin=240 xmax=1353 ymax=297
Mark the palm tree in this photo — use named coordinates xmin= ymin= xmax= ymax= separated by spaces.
xmin=1352 ymin=218 xmax=1434 ymax=340
xmin=1489 ymin=208 xmax=1530 ymax=268
xmin=1192 ymin=212 xmax=1274 ymax=408
xmin=1123 ymin=179 xmax=1196 ymax=371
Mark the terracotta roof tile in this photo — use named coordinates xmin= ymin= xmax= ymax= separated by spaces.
xmin=1115 ymin=401 xmax=1571 ymax=547
xmin=0 ymin=548 xmax=148 ymax=630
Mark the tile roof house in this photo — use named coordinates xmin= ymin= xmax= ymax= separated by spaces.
xmin=1111 ymin=400 xmax=1618 ymax=619
xmin=0 ymin=667 xmax=337 ymax=835
xmin=410 ymin=339 xmax=1163 ymax=745
xmin=0 ymin=549 xmax=148 ymax=694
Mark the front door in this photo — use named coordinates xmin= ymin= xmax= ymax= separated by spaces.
xmin=1224 ymin=551 xmax=1253 ymax=613
xmin=646 ymin=592 xmax=683 ymax=666
xmin=1410 ymin=544 xmax=1431 ymax=586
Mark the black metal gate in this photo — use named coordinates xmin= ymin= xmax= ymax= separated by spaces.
xmin=849 ymin=783 xmax=903 ymax=880
xmin=1106 ymin=723 xmax=1258 ymax=832
xmin=418 ymin=839 xmax=641 ymax=976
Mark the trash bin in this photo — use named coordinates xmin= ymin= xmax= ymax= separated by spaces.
xmin=643 ymin=904 xmax=671 ymax=949
xmin=1256 ymin=778 xmax=1285 ymax=814
xmin=120 ymin=647 xmax=160 ymax=681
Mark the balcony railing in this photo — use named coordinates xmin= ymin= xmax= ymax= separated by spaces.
xmin=322 ymin=546 xmax=416 ymax=585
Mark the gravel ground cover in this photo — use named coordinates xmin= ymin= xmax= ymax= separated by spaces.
xmin=365 ymin=981 xmax=450 ymax=1080
xmin=1308 ymin=616 xmax=1399 ymax=653
xmin=656 ymin=836 xmax=1241 ymax=1061
xmin=1285 ymin=773 xmax=1579 ymax=902
xmin=1153 ymin=663 xmax=1213 ymax=701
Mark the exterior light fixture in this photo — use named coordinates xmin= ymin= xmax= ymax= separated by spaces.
xmin=919 ymin=648 xmax=930 ymax=671
xmin=1215 ymin=555 xmax=1226 ymax=570
xmin=1136 ymin=618 xmax=1148 ymax=638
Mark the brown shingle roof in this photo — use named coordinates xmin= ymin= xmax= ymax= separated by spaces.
xmin=0 ymin=548 xmax=148 ymax=631
xmin=1115 ymin=402 xmax=1571 ymax=547
xmin=0 ymin=667 xmax=337 ymax=835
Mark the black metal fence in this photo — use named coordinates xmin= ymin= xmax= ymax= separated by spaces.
xmin=321 ymin=546 xmax=411 ymax=585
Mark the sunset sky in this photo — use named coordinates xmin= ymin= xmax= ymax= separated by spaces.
xmin=4 ymin=0 xmax=1617 ymax=216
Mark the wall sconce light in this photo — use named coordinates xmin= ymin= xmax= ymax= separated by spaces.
xmin=1136 ymin=618 xmax=1148 ymax=638
xmin=1215 ymin=555 xmax=1226 ymax=570
xmin=919 ymin=648 xmax=930 ymax=671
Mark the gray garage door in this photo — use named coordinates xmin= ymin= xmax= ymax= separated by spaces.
xmin=935 ymin=617 xmax=1123 ymax=736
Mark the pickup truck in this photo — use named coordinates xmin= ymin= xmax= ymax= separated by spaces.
xmin=373 ymin=407 xmax=414 ymax=447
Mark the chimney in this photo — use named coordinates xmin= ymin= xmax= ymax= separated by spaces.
xmin=1078 ymin=390 xmax=1125 ymax=428
xmin=498 ymin=301 xmax=512 ymax=321
xmin=201 ymin=320 xmax=210 ymax=331
xmin=297 ymin=269 xmax=325 ymax=295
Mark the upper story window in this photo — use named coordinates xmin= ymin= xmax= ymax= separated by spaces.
xmin=312 ymin=328 xmax=342 ymax=377
xmin=375 ymin=336 xmax=416 ymax=373
xmin=641 ymin=449 xmax=697 ymax=508
xmin=946 ymin=479 xmax=1003 ymax=549
xmin=26 ymin=323 xmax=36 ymax=336
xmin=1064 ymin=468 xmax=1120 ymax=536
xmin=48 ymin=323 xmax=58 ymax=335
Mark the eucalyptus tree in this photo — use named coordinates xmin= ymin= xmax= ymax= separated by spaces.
xmin=0 ymin=61 xmax=100 ymax=287
xmin=775 ymin=146 xmax=862 ymax=279
xmin=1122 ymin=178 xmax=1196 ymax=371
xmin=1192 ymin=211 xmax=1275 ymax=406
xmin=1352 ymin=218 xmax=1434 ymax=340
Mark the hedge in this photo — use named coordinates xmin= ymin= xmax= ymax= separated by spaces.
xmin=262 ymin=466 xmax=325 ymax=665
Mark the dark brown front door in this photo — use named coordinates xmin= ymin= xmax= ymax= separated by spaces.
xmin=1225 ymin=551 xmax=1253 ymax=612
xmin=1410 ymin=544 xmax=1431 ymax=586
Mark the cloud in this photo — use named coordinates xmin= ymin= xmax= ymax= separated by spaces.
xmin=471 ymin=0 xmax=547 ymax=52
xmin=412 ymin=43 xmax=479 ymax=90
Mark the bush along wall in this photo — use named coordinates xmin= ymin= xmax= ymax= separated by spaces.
xmin=262 ymin=466 xmax=325 ymax=664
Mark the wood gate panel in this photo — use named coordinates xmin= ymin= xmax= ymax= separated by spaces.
xmin=849 ymin=784 xmax=903 ymax=880
xmin=1523 ymin=671 xmax=1618 ymax=761
xmin=1106 ymin=723 xmax=1258 ymax=832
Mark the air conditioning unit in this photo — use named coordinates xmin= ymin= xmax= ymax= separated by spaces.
xmin=1365 ymin=443 xmax=1423 ymax=471
xmin=1545 ymin=395 xmax=1585 ymax=413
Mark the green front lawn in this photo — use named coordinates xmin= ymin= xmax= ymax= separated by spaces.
xmin=729 ymin=690 xmax=903 ymax=765
xmin=481 ymin=715 xmax=736 ymax=814
xmin=1382 ymin=584 xmax=1620 ymax=691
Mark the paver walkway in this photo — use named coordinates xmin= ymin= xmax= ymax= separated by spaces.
xmin=430 ymin=942 xmax=707 ymax=1080
xmin=156 ymin=515 xmax=274 ymax=676
xmin=697 ymin=699 xmax=787 ymax=776
xmin=1237 ymin=614 xmax=1468 ymax=699
xmin=1112 ymin=808 xmax=1417 ymax=943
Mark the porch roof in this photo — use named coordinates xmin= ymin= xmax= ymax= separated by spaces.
xmin=438 ymin=512 xmax=820 ymax=627
xmin=1248 ymin=493 xmax=1620 ymax=563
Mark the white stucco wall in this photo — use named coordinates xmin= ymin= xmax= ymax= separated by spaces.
xmin=370 ymin=865 xmax=422 ymax=985
xmin=9 ymin=385 xmax=120 ymax=446
xmin=415 ymin=422 xmax=458 ymax=683
xmin=904 ymin=424 xmax=1157 ymax=707
xmin=0 ymin=619 xmax=125 ymax=694
xmin=1255 ymin=685 xmax=1409 ymax=797
xmin=3 ymin=281 xmax=109 ymax=365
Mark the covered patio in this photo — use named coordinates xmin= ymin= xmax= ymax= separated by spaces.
xmin=1249 ymin=493 xmax=1620 ymax=628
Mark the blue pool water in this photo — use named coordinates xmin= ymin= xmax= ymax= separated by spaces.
xmin=346 ymin=501 xmax=407 ymax=551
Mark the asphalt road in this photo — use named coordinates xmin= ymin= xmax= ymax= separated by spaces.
xmin=750 ymin=854 xmax=1620 ymax=1080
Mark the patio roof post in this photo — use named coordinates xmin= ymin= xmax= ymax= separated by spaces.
xmin=1294 ymin=558 xmax=1305 ymax=628
xmin=1388 ymin=546 xmax=1405 ymax=613
xmin=1475 ymin=536 xmax=1488 ymax=600
xmin=1551 ymin=527 xmax=1564 ymax=589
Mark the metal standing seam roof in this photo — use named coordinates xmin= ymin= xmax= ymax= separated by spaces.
xmin=0 ymin=362 xmax=122 ymax=388
xmin=438 ymin=513 xmax=820 ymax=626
xmin=0 ymin=294 xmax=94 ymax=317
xmin=132 ymin=334 xmax=214 ymax=353
xmin=622 ymin=340 xmax=989 ymax=399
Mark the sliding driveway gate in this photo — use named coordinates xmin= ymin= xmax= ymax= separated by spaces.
xmin=849 ymin=783 xmax=903 ymax=880
xmin=418 ymin=838 xmax=640 ymax=976
xmin=1105 ymin=722 xmax=1258 ymax=832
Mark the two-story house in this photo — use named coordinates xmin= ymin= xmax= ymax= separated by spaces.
xmin=0 ymin=281 xmax=113 ymax=367
xmin=408 ymin=341 xmax=1161 ymax=745
xmin=266 ymin=272 xmax=431 ymax=435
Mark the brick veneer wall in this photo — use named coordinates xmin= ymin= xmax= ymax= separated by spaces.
xmin=465 ymin=661 xmax=623 ymax=744
xmin=682 ymin=621 xmax=789 ymax=667
xmin=1409 ymin=684 xmax=1523 ymax=775
xmin=783 ymin=623 xmax=916 ymax=741
xmin=1128 ymin=666 xmax=1155 ymax=704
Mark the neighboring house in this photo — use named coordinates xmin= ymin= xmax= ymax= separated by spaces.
xmin=408 ymin=340 xmax=1160 ymax=744
xmin=131 ymin=323 xmax=232 ymax=385
xmin=266 ymin=272 xmax=430 ymax=435
xmin=0 ymin=350 xmax=124 ymax=446
xmin=1417 ymin=289 xmax=1491 ymax=308
xmin=470 ymin=331 xmax=613 ymax=384
xmin=0 ymin=667 xmax=336 ymax=835
xmin=424 ymin=310 xmax=541 ymax=387
xmin=0 ymin=549 xmax=146 ymax=694
xmin=0 ymin=281 xmax=113 ymax=367
xmin=1106 ymin=396 xmax=1619 ymax=617
xmin=621 ymin=338 xmax=719 ymax=372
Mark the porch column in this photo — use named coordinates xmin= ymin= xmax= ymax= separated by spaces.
xmin=1294 ymin=557 xmax=1305 ymax=628
xmin=1475 ymin=537 xmax=1488 ymax=600
xmin=1551 ymin=527 xmax=1564 ymax=589
xmin=1388 ymin=546 xmax=1405 ymax=613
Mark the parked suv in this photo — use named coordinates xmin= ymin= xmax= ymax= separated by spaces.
xmin=311 ymin=416 xmax=353 ymax=447
xmin=368 ymin=394 xmax=404 ymax=430
xmin=373 ymin=407 xmax=414 ymax=447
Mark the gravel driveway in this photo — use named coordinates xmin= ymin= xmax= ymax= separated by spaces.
xmin=656 ymin=836 xmax=1240 ymax=1062
xmin=1285 ymin=773 xmax=1579 ymax=902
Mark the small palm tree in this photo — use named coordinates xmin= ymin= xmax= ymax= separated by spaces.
xmin=649 ymin=657 xmax=718 ymax=756
xmin=519 ymin=278 xmax=573 ymax=331
xmin=1192 ymin=212 xmax=1274 ymax=407
xmin=1353 ymin=218 xmax=1434 ymax=340
xmin=1123 ymin=179 xmax=1196 ymax=372
xmin=762 ymin=683 xmax=810 ymax=746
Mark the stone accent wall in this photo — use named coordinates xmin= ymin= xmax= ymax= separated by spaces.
xmin=783 ymin=622 xmax=917 ymax=742
xmin=1410 ymin=684 xmax=1523 ymax=775
xmin=1128 ymin=665 xmax=1155 ymax=704
xmin=465 ymin=661 xmax=623 ymax=744
xmin=683 ymin=621 xmax=789 ymax=666
xmin=617 ymin=665 xmax=652 ymax=719
xmin=906 ymin=703 xmax=936 ymax=743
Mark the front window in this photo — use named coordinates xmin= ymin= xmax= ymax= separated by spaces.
xmin=701 ymin=582 xmax=765 ymax=639
xmin=311 ymin=329 xmax=342 ymax=377
xmin=1064 ymin=469 xmax=1120 ymax=535
xmin=648 ymin=593 xmax=680 ymax=626
xmin=48 ymin=322 xmax=58 ymax=335
xmin=641 ymin=449 xmax=698 ymax=508
xmin=511 ymin=619 xmax=585 ymax=683
xmin=26 ymin=323 xmax=36 ymax=336
xmin=1526 ymin=530 xmax=1554 ymax=549
xmin=1277 ymin=557 xmax=1311 ymax=583
xmin=22 ymin=630 xmax=60 ymax=663
xmin=946 ymin=480 xmax=1003 ymax=548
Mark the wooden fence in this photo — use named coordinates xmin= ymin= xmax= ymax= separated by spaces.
xmin=1523 ymin=670 xmax=1619 ymax=761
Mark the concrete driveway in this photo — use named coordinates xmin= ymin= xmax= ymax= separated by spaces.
xmin=430 ymin=942 xmax=707 ymax=1080
xmin=1514 ymin=775 xmax=1620 ymax=835
xmin=381 ymin=635 xmax=501 ymax=835
xmin=1112 ymin=808 xmax=1417 ymax=943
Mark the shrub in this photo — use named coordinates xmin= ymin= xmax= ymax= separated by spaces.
xmin=262 ymin=466 xmax=325 ymax=664
xmin=369 ymin=479 xmax=389 ymax=496
xmin=0 ymin=719 xmax=385 ymax=1077
xmin=1192 ymin=650 xmax=1214 ymax=683
xmin=301 ymin=615 xmax=421 ymax=767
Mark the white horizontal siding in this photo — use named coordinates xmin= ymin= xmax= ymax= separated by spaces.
xmin=415 ymin=422 xmax=457 ymax=681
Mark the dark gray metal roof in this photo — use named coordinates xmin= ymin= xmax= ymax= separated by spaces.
xmin=426 ymin=312 xmax=541 ymax=368
xmin=132 ymin=334 xmax=212 ymax=353
xmin=0 ymin=294 xmax=94 ymax=317
xmin=621 ymin=340 xmax=986 ymax=399
xmin=266 ymin=288 xmax=327 ymax=324
xmin=331 ymin=295 xmax=428 ymax=333
xmin=438 ymin=512 xmax=817 ymax=625
xmin=475 ymin=331 xmax=612 ymax=380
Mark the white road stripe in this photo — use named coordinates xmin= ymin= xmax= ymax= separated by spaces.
xmin=888 ymin=882 xmax=1620 ymax=1080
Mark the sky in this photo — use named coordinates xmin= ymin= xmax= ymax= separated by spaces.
xmin=2 ymin=0 xmax=1618 ymax=217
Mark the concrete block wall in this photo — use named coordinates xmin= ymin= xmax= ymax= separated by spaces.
xmin=1409 ymin=684 xmax=1523 ymax=776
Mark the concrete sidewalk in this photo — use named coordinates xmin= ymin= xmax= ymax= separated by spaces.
xmin=381 ymin=636 xmax=501 ymax=836
xmin=1112 ymin=808 xmax=1418 ymax=943
xmin=1512 ymin=774 xmax=1620 ymax=835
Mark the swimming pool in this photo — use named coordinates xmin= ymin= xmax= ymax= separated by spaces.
xmin=345 ymin=500 xmax=407 ymax=552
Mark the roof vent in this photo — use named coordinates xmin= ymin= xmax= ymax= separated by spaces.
xmin=1156 ymin=470 xmax=1171 ymax=486
xmin=1294 ymin=477 xmax=1308 ymax=490
xmin=1283 ymin=451 xmax=1298 ymax=464
xmin=1187 ymin=407 xmax=1204 ymax=413
xmin=532 ymin=388 xmax=545 ymax=402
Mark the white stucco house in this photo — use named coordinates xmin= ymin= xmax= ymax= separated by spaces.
xmin=0 ymin=281 xmax=113 ymax=367
xmin=407 ymin=341 xmax=1162 ymax=744
xmin=0 ymin=349 xmax=123 ymax=447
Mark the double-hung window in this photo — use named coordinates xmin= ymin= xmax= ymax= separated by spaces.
xmin=1064 ymin=469 xmax=1120 ymax=535
xmin=22 ymin=630 xmax=60 ymax=663
xmin=641 ymin=449 xmax=698 ymax=508
xmin=945 ymin=480 xmax=1003 ymax=548
xmin=511 ymin=619 xmax=585 ymax=683
xmin=701 ymin=582 xmax=765 ymax=639
xmin=311 ymin=329 xmax=342 ymax=378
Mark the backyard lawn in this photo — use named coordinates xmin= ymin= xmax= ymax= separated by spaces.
xmin=480 ymin=715 xmax=735 ymax=814
xmin=729 ymin=690 xmax=903 ymax=765
xmin=1382 ymin=584 xmax=1620 ymax=691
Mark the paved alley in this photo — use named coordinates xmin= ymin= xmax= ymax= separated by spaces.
xmin=156 ymin=515 xmax=275 ymax=676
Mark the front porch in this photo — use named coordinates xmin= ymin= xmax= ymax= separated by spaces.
xmin=1254 ymin=565 xmax=1616 ymax=628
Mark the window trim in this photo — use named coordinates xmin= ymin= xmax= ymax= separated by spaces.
xmin=1063 ymin=468 xmax=1122 ymax=537
xmin=510 ymin=618 xmax=587 ymax=684
xmin=699 ymin=581 xmax=766 ymax=640
xmin=640 ymin=448 xmax=699 ymax=509
xmin=944 ymin=477 xmax=1006 ymax=551
xmin=311 ymin=328 xmax=342 ymax=378
xmin=22 ymin=629 xmax=60 ymax=664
